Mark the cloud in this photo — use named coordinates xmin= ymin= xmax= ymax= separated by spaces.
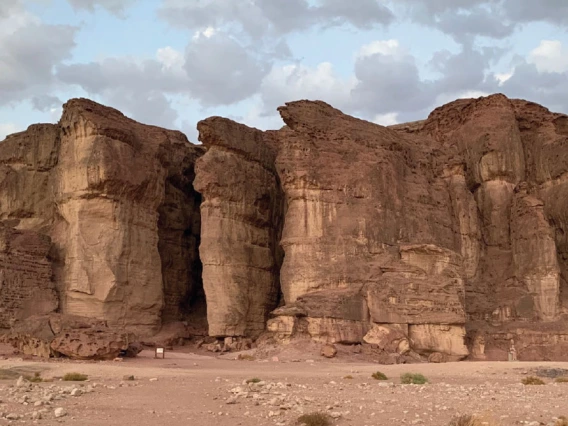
xmin=373 ymin=112 xmax=399 ymax=126
xmin=184 ymin=31 xmax=270 ymax=106
xmin=260 ymin=62 xmax=355 ymax=113
xmin=0 ymin=123 xmax=19 ymax=141
xmin=528 ymin=40 xmax=568 ymax=73
xmin=56 ymin=52 xmax=187 ymax=128
xmin=351 ymin=40 xmax=432 ymax=115
xmin=65 ymin=0 xmax=135 ymax=16
xmin=159 ymin=0 xmax=393 ymax=40
xmin=0 ymin=2 xmax=77 ymax=108
xmin=390 ymin=0 xmax=567 ymax=42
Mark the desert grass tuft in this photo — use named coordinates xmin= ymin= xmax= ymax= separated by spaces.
xmin=296 ymin=412 xmax=331 ymax=426
xmin=401 ymin=372 xmax=428 ymax=384
xmin=63 ymin=372 xmax=88 ymax=382
xmin=521 ymin=376 xmax=545 ymax=385
xmin=447 ymin=414 xmax=499 ymax=426
xmin=371 ymin=371 xmax=388 ymax=380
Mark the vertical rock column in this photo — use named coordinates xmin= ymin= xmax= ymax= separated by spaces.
xmin=194 ymin=118 xmax=283 ymax=338
xmin=54 ymin=100 xmax=168 ymax=334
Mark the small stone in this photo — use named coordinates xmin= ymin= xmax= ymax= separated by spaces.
xmin=321 ymin=344 xmax=337 ymax=358
xmin=71 ymin=388 xmax=83 ymax=396
xmin=6 ymin=413 xmax=19 ymax=420
xmin=149 ymin=378 xmax=158 ymax=382
xmin=54 ymin=407 xmax=67 ymax=418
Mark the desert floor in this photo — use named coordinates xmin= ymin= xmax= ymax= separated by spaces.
xmin=1 ymin=343 xmax=567 ymax=426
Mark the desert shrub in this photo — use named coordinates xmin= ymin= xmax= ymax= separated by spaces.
xmin=25 ymin=372 xmax=43 ymax=383
xmin=401 ymin=372 xmax=428 ymax=384
xmin=522 ymin=376 xmax=545 ymax=385
xmin=555 ymin=377 xmax=568 ymax=383
xmin=371 ymin=371 xmax=388 ymax=380
xmin=555 ymin=416 xmax=568 ymax=426
xmin=63 ymin=372 xmax=88 ymax=382
xmin=447 ymin=414 xmax=498 ymax=426
xmin=297 ymin=412 xmax=331 ymax=426
xmin=343 ymin=375 xmax=354 ymax=379
xmin=237 ymin=354 xmax=255 ymax=361
xmin=246 ymin=377 xmax=261 ymax=384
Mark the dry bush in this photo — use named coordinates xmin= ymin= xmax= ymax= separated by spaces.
xmin=297 ymin=412 xmax=331 ymax=426
xmin=401 ymin=372 xmax=428 ymax=384
xmin=25 ymin=372 xmax=43 ymax=383
xmin=522 ymin=376 xmax=545 ymax=385
xmin=343 ymin=375 xmax=354 ymax=380
xmin=63 ymin=372 xmax=88 ymax=381
xmin=447 ymin=414 xmax=499 ymax=426
xmin=237 ymin=354 xmax=255 ymax=361
xmin=371 ymin=371 xmax=388 ymax=380
xmin=555 ymin=377 xmax=568 ymax=383
xmin=246 ymin=377 xmax=261 ymax=384
xmin=555 ymin=416 xmax=568 ymax=426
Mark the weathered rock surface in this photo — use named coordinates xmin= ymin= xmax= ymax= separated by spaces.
xmin=0 ymin=99 xmax=204 ymax=335
xmin=5 ymin=313 xmax=134 ymax=360
xmin=195 ymin=94 xmax=568 ymax=360
xmin=1 ymin=93 xmax=568 ymax=361
xmin=194 ymin=118 xmax=283 ymax=338
xmin=0 ymin=225 xmax=58 ymax=328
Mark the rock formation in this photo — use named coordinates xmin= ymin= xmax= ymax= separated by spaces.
xmin=1 ymin=93 xmax=567 ymax=361
xmin=0 ymin=99 xmax=204 ymax=335
xmin=0 ymin=225 xmax=58 ymax=328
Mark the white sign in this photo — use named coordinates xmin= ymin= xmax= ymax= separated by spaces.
xmin=156 ymin=347 xmax=164 ymax=354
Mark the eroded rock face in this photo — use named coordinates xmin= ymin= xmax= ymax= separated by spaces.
xmin=194 ymin=118 xmax=283 ymax=338
xmin=6 ymin=314 xmax=134 ymax=360
xmin=0 ymin=99 xmax=204 ymax=335
xmin=0 ymin=225 xmax=58 ymax=328
xmin=2 ymin=94 xmax=568 ymax=361
xmin=195 ymin=94 xmax=568 ymax=360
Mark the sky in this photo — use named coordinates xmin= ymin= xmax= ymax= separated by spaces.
xmin=1 ymin=0 xmax=568 ymax=142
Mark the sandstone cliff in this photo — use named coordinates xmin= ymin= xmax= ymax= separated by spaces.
xmin=1 ymin=94 xmax=567 ymax=362
xmin=0 ymin=99 xmax=204 ymax=335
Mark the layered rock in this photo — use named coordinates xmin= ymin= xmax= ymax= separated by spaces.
xmin=5 ymin=313 xmax=136 ymax=360
xmin=194 ymin=118 xmax=283 ymax=338
xmin=0 ymin=225 xmax=58 ymax=328
xmin=0 ymin=99 xmax=204 ymax=335
xmin=195 ymin=94 xmax=568 ymax=360
xmin=1 ymin=93 xmax=568 ymax=361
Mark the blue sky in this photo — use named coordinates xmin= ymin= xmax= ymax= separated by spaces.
xmin=1 ymin=0 xmax=567 ymax=141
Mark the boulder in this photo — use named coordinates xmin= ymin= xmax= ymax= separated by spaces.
xmin=7 ymin=314 xmax=138 ymax=360
xmin=320 ymin=344 xmax=337 ymax=358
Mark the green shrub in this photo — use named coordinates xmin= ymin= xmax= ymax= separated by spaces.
xmin=297 ymin=412 xmax=331 ymax=426
xmin=63 ymin=372 xmax=88 ymax=382
xmin=401 ymin=372 xmax=428 ymax=384
xmin=522 ymin=376 xmax=545 ymax=385
xmin=371 ymin=371 xmax=388 ymax=380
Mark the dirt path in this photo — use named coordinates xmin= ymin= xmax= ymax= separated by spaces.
xmin=1 ymin=347 xmax=567 ymax=426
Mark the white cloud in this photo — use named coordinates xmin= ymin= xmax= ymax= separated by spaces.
xmin=192 ymin=26 xmax=217 ymax=40
xmin=356 ymin=39 xmax=403 ymax=59
xmin=528 ymin=40 xmax=568 ymax=73
xmin=156 ymin=46 xmax=184 ymax=71
xmin=0 ymin=123 xmax=19 ymax=140
xmin=495 ymin=71 xmax=513 ymax=85
xmin=260 ymin=61 xmax=356 ymax=113
xmin=373 ymin=113 xmax=399 ymax=126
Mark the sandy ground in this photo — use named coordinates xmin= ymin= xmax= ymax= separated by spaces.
xmin=1 ymin=343 xmax=567 ymax=426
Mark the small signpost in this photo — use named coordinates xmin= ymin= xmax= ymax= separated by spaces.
xmin=155 ymin=347 xmax=165 ymax=359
